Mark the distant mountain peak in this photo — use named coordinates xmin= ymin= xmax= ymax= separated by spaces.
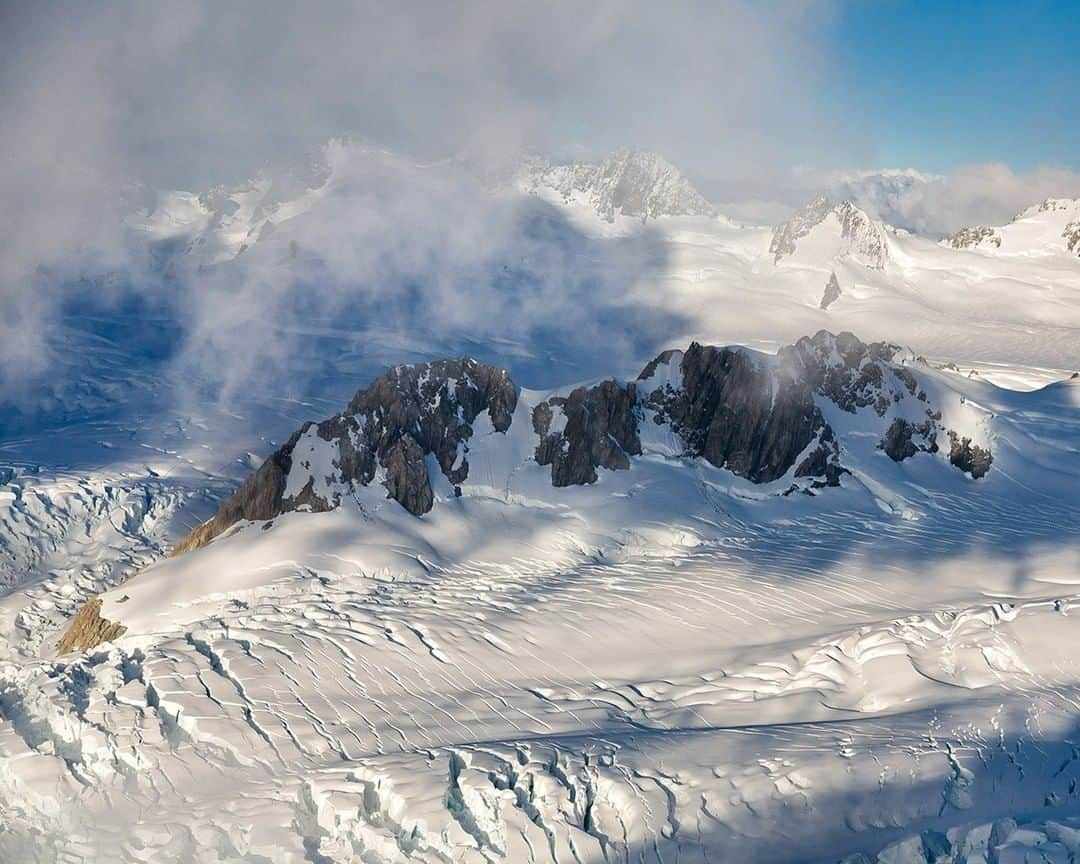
xmin=1014 ymin=197 xmax=1080 ymax=221
xmin=950 ymin=197 xmax=1080 ymax=257
xmin=519 ymin=147 xmax=715 ymax=222
xmin=770 ymin=195 xmax=888 ymax=269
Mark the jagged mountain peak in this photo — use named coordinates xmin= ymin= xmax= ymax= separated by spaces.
xmin=769 ymin=195 xmax=889 ymax=269
xmin=518 ymin=147 xmax=715 ymax=222
xmin=126 ymin=142 xmax=339 ymax=265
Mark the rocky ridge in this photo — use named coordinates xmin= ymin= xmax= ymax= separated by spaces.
xmin=173 ymin=358 xmax=516 ymax=554
xmin=949 ymin=225 xmax=1001 ymax=250
xmin=1065 ymin=220 xmax=1080 ymax=257
xmin=520 ymin=147 xmax=715 ymax=222
xmin=171 ymin=331 xmax=991 ymax=559
xmin=949 ymin=197 xmax=1080 ymax=257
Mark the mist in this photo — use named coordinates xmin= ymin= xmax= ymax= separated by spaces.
xmin=1 ymin=1 xmax=1077 ymax=410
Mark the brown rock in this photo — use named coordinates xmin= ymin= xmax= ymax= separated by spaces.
xmin=57 ymin=597 xmax=126 ymax=654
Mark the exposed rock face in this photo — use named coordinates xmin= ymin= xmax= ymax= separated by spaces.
xmin=174 ymin=358 xmax=517 ymax=553
xmin=770 ymin=196 xmax=888 ymax=269
xmin=882 ymin=418 xmax=939 ymax=461
xmin=770 ymin=195 xmax=833 ymax=261
xmin=635 ymin=331 xmax=988 ymax=487
xmin=57 ymin=597 xmax=126 ymax=654
xmin=379 ymin=434 xmax=433 ymax=516
xmin=948 ymin=432 xmax=993 ymax=478
xmin=173 ymin=332 xmax=992 ymax=559
xmin=833 ymin=200 xmax=888 ymax=268
xmin=337 ymin=357 xmax=517 ymax=505
xmin=1065 ymin=220 xmax=1080 ymax=257
xmin=820 ymin=272 xmax=842 ymax=310
xmin=790 ymin=330 xmax=914 ymax=416
xmin=172 ymin=445 xmax=296 ymax=555
xmin=640 ymin=343 xmax=829 ymax=484
xmin=792 ymin=425 xmax=846 ymax=488
xmin=949 ymin=225 xmax=1001 ymax=250
xmin=533 ymin=381 xmax=641 ymax=486
xmin=521 ymin=148 xmax=715 ymax=223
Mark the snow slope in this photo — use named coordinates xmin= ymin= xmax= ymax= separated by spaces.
xmin=948 ymin=197 xmax=1080 ymax=258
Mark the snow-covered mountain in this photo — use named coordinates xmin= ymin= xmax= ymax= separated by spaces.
xmin=125 ymin=146 xmax=336 ymax=267
xmin=517 ymin=147 xmax=716 ymax=222
xmin=123 ymin=330 xmax=988 ymax=570
xmin=949 ymin=197 xmax=1080 ymax=257
xmin=770 ymin=194 xmax=890 ymax=269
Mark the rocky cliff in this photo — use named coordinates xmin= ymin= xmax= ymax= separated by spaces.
xmin=174 ymin=357 xmax=516 ymax=554
xmin=533 ymin=380 xmax=641 ymax=486
xmin=820 ymin=272 xmax=842 ymax=309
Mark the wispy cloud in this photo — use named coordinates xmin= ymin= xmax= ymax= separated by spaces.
xmin=855 ymin=163 xmax=1080 ymax=237
xmin=0 ymin=1 xmax=841 ymax=404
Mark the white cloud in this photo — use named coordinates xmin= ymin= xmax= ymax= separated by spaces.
xmin=0 ymin=1 xmax=841 ymax=404
xmin=833 ymin=164 xmax=1080 ymax=237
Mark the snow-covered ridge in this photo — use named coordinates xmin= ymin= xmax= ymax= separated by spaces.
xmin=160 ymin=330 xmax=992 ymax=569
xmin=1015 ymin=196 xmax=1080 ymax=219
xmin=948 ymin=224 xmax=1002 ymax=250
xmin=518 ymin=147 xmax=716 ymax=222
xmin=949 ymin=196 xmax=1080 ymax=257
xmin=125 ymin=144 xmax=337 ymax=265
xmin=770 ymin=195 xmax=890 ymax=268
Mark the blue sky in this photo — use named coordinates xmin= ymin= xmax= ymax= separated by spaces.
xmin=830 ymin=0 xmax=1079 ymax=172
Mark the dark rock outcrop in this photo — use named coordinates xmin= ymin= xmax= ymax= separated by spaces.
xmin=174 ymin=357 xmax=517 ymax=554
xmin=641 ymin=343 xmax=828 ymax=483
xmin=789 ymin=330 xmax=908 ymax=416
xmin=533 ymin=380 xmax=641 ymax=486
xmin=380 ymin=433 xmax=433 ymax=515
xmin=172 ymin=440 xmax=299 ymax=555
xmin=882 ymin=418 xmax=939 ymax=462
xmin=1065 ymin=220 xmax=1080 ymax=257
xmin=639 ymin=330 xmax=989 ymax=485
xmin=793 ymin=426 xmax=846 ymax=488
xmin=173 ymin=331 xmax=993 ymax=558
xmin=947 ymin=432 xmax=993 ymax=478
xmin=820 ymin=272 xmax=842 ymax=310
